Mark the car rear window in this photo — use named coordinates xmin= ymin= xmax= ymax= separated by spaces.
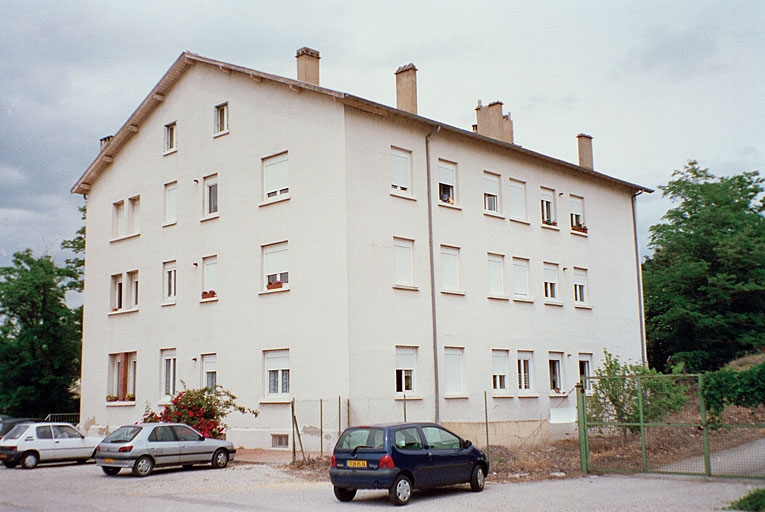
xmin=103 ymin=425 xmax=143 ymax=443
xmin=2 ymin=424 xmax=31 ymax=440
xmin=336 ymin=428 xmax=385 ymax=450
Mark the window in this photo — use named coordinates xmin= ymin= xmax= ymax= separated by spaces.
xmin=111 ymin=273 xmax=123 ymax=311
xmin=264 ymin=152 xmax=289 ymax=200
xmin=394 ymin=427 xmax=423 ymax=450
xmin=108 ymin=352 xmax=137 ymax=401
xmin=543 ymin=262 xmax=558 ymax=300
xmin=263 ymin=242 xmax=289 ymax=290
xmin=518 ymin=351 xmax=533 ymax=391
xmin=421 ymin=425 xmax=461 ymax=450
xmin=438 ymin=160 xmax=456 ymax=204
xmin=570 ymin=195 xmax=586 ymax=232
xmin=549 ymin=352 xmax=563 ymax=393
xmin=573 ymin=267 xmax=588 ymax=304
xmin=127 ymin=270 xmax=139 ymax=309
xmin=202 ymin=354 xmax=217 ymax=389
xmin=540 ymin=187 xmax=556 ymax=225
xmin=272 ymin=434 xmax=289 ymax=448
xmin=390 ymin=147 xmax=411 ymax=194
xmin=440 ymin=245 xmax=460 ymax=292
xmin=395 ymin=346 xmax=416 ymax=394
xmin=265 ymin=349 xmax=290 ymax=396
xmin=483 ymin=172 xmax=500 ymax=213
xmin=487 ymin=253 xmax=504 ymax=297
xmin=492 ymin=349 xmax=509 ymax=391
xmin=164 ymin=181 xmax=178 ymax=225
xmin=161 ymin=349 xmax=177 ymax=399
xmin=203 ymin=255 xmax=218 ymax=297
xmin=204 ymin=174 xmax=218 ymax=216
xmin=579 ymin=354 xmax=592 ymax=391
xmin=393 ymin=238 xmax=414 ymax=287
xmin=512 ymin=257 xmax=530 ymax=298
xmin=165 ymin=122 xmax=177 ymax=153
xmin=110 ymin=270 xmax=138 ymax=311
xmin=508 ymin=179 xmax=526 ymax=220
xmin=112 ymin=196 xmax=140 ymax=238
xmin=444 ymin=347 xmax=464 ymax=395
xmin=163 ymin=261 xmax=177 ymax=302
xmin=215 ymin=103 xmax=228 ymax=134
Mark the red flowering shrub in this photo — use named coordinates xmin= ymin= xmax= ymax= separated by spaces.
xmin=142 ymin=385 xmax=258 ymax=439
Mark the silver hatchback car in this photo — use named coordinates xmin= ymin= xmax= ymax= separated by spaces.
xmin=95 ymin=423 xmax=236 ymax=477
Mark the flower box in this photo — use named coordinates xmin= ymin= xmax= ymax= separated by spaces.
xmin=202 ymin=290 xmax=217 ymax=299
xmin=266 ymin=282 xmax=283 ymax=290
xmin=571 ymin=225 xmax=588 ymax=234
xmin=543 ymin=220 xmax=557 ymax=226
xmin=106 ymin=394 xmax=118 ymax=402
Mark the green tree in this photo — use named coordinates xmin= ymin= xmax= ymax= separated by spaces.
xmin=0 ymin=250 xmax=82 ymax=416
xmin=643 ymin=161 xmax=765 ymax=372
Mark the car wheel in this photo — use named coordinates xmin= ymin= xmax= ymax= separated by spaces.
xmin=211 ymin=449 xmax=229 ymax=469
xmin=333 ymin=486 xmax=357 ymax=502
xmin=470 ymin=464 xmax=485 ymax=492
xmin=389 ymin=474 xmax=413 ymax=506
xmin=102 ymin=466 xmax=121 ymax=476
xmin=132 ymin=455 xmax=154 ymax=477
xmin=2 ymin=460 xmax=18 ymax=469
xmin=22 ymin=452 xmax=39 ymax=469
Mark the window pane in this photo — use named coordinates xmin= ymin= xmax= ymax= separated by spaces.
xmin=390 ymin=148 xmax=411 ymax=191
xmin=394 ymin=238 xmax=413 ymax=285
xmin=264 ymin=153 xmax=289 ymax=197
xmin=487 ymin=254 xmax=503 ymax=296
xmin=441 ymin=246 xmax=460 ymax=290
xmin=444 ymin=347 xmax=463 ymax=394
xmin=438 ymin=161 xmax=456 ymax=186
xmin=164 ymin=182 xmax=177 ymax=223
xmin=509 ymin=180 xmax=526 ymax=219
xmin=513 ymin=258 xmax=529 ymax=296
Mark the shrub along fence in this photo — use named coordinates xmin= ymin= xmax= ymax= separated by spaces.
xmin=577 ymin=374 xmax=765 ymax=479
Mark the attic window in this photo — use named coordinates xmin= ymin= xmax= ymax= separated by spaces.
xmin=165 ymin=122 xmax=177 ymax=153
xmin=215 ymin=103 xmax=229 ymax=135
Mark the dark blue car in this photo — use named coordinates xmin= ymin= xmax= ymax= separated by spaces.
xmin=329 ymin=422 xmax=488 ymax=506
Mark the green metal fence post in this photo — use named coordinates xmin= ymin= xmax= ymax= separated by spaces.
xmin=637 ymin=376 xmax=647 ymax=472
xmin=575 ymin=382 xmax=589 ymax=474
xmin=698 ymin=374 xmax=711 ymax=476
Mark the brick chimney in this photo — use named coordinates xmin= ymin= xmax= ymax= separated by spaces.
xmin=577 ymin=133 xmax=594 ymax=169
xmin=395 ymin=63 xmax=418 ymax=114
xmin=296 ymin=47 xmax=320 ymax=85
xmin=473 ymin=100 xmax=514 ymax=144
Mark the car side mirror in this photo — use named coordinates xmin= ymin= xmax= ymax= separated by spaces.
xmin=464 ymin=439 xmax=472 ymax=449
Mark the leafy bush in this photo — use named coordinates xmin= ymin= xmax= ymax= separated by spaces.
xmin=587 ymin=351 xmax=689 ymax=436
xmin=702 ymin=361 xmax=765 ymax=420
xmin=142 ymin=384 xmax=258 ymax=439
xmin=726 ymin=488 xmax=765 ymax=511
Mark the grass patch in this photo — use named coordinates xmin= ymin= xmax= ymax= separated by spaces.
xmin=727 ymin=488 xmax=765 ymax=511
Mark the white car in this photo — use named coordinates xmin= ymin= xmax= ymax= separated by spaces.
xmin=0 ymin=422 xmax=102 ymax=469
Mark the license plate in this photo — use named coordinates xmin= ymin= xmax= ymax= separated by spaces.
xmin=0 ymin=454 xmax=7 ymax=460
xmin=347 ymin=460 xmax=367 ymax=468
xmin=103 ymin=458 xmax=115 ymax=463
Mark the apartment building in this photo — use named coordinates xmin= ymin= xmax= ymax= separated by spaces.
xmin=73 ymin=48 xmax=651 ymax=449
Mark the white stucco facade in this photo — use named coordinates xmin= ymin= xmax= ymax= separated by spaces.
xmin=74 ymin=51 xmax=650 ymax=450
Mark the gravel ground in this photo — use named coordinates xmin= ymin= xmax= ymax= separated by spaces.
xmin=0 ymin=460 xmax=761 ymax=511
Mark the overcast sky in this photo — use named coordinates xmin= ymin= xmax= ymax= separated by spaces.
xmin=1 ymin=0 xmax=763 ymax=269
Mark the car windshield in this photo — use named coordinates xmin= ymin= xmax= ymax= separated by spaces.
xmin=3 ymin=424 xmax=31 ymax=440
xmin=103 ymin=425 xmax=143 ymax=443
xmin=337 ymin=428 xmax=385 ymax=451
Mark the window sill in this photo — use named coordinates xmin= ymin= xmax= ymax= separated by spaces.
xmin=509 ymin=217 xmax=530 ymax=226
xmin=162 ymin=220 xmax=177 ymax=228
xmin=109 ymin=308 xmax=139 ymax=316
xmin=438 ymin=202 xmax=462 ymax=211
xmin=487 ymin=294 xmax=509 ymax=301
xmin=444 ymin=395 xmax=469 ymax=400
xmin=259 ymin=399 xmax=292 ymax=405
xmin=541 ymin=223 xmax=559 ymax=231
xmin=259 ymin=195 xmax=290 ymax=207
xmin=517 ymin=393 xmax=539 ymax=399
xmin=483 ymin=211 xmax=505 ymax=220
xmin=163 ymin=148 xmax=178 ymax=156
xmin=490 ymin=393 xmax=514 ymax=399
xmin=549 ymin=393 xmax=568 ymax=398
xmin=574 ymin=304 xmax=593 ymax=310
xmin=390 ymin=191 xmax=417 ymax=201
xmin=513 ymin=296 xmax=534 ymax=304
xmin=570 ymin=229 xmax=588 ymax=237
xmin=106 ymin=401 xmax=136 ymax=407
xmin=395 ymin=395 xmax=422 ymax=401
xmin=200 ymin=296 xmax=219 ymax=303
xmin=161 ymin=300 xmax=176 ymax=307
xmin=213 ymin=130 xmax=229 ymax=139
xmin=544 ymin=300 xmax=564 ymax=307
xmin=393 ymin=284 xmax=419 ymax=292
xmin=109 ymin=232 xmax=140 ymax=243
xmin=260 ymin=286 xmax=290 ymax=295
xmin=200 ymin=213 xmax=220 ymax=223
xmin=441 ymin=289 xmax=466 ymax=296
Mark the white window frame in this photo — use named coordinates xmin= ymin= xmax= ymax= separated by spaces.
xmin=540 ymin=187 xmax=556 ymax=225
xmin=579 ymin=353 xmax=593 ymax=392
xmin=549 ymin=352 xmax=563 ymax=393
xmin=491 ymin=349 xmax=509 ymax=392
xmin=161 ymin=349 xmax=177 ymax=400
xmin=164 ymin=122 xmax=177 ymax=153
xmin=390 ymin=147 xmax=412 ymax=195
xmin=573 ymin=267 xmax=588 ymax=305
xmin=202 ymin=354 xmax=217 ymax=389
xmin=264 ymin=242 xmax=289 ymax=290
xmin=215 ymin=102 xmax=229 ymax=135
xmin=444 ymin=347 xmax=464 ymax=396
xmin=393 ymin=237 xmax=415 ymax=287
xmin=163 ymin=261 xmax=177 ymax=303
xmin=483 ymin=172 xmax=500 ymax=213
xmin=570 ymin=195 xmax=585 ymax=231
xmin=440 ymin=245 xmax=461 ymax=292
xmin=543 ymin=262 xmax=559 ymax=300
xmin=517 ymin=351 xmax=533 ymax=392
xmin=508 ymin=179 xmax=527 ymax=221
xmin=111 ymin=273 xmax=124 ymax=311
xmin=438 ymin=160 xmax=457 ymax=204
xmin=204 ymin=174 xmax=219 ymax=217
xmin=263 ymin=152 xmax=289 ymax=200
xmin=395 ymin=346 xmax=417 ymax=395
xmin=108 ymin=352 xmax=137 ymax=401
xmin=512 ymin=257 xmax=530 ymax=299
xmin=112 ymin=196 xmax=140 ymax=239
xmin=487 ymin=253 xmax=505 ymax=297
xmin=202 ymin=255 xmax=218 ymax=298
xmin=127 ymin=270 xmax=139 ymax=309
xmin=265 ymin=349 xmax=290 ymax=397
xmin=128 ymin=196 xmax=140 ymax=234
xmin=164 ymin=181 xmax=178 ymax=225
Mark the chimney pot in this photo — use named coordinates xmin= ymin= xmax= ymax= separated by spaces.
xmin=577 ymin=133 xmax=594 ymax=169
xmin=474 ymin=100 xmax=513 ymax=144
xmin=100 ymin=135 xmax=113 ymax=150
xmin=296 ymin=47 xmax=320 ymax=85
xmin=395 ymin=63 xmax=418 ymax=114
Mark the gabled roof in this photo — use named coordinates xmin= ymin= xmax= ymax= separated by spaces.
xmin=72 ymin=52 xmax=652 ymax=195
